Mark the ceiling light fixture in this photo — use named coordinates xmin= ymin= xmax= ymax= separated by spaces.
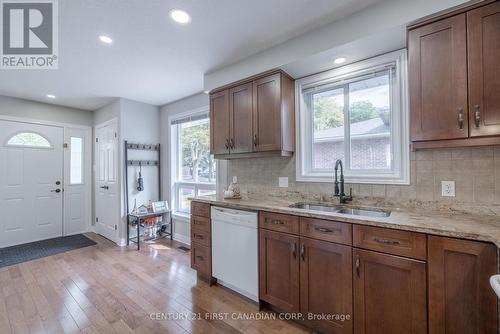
xmin=46 ymin=94 xmax=56 ymax=99
xmin=334 ymin=57 xmax=347 ymax=65
xmin=99 ymin=35 xmax=113 ymax=44
xmin=170 ymin=9 xmax=191 ymax=24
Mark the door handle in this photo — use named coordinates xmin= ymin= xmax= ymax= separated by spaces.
xmin=355 ymin=255 xmax=360 ymax=277
xmin=51 ymin=189 xmax=61 ymax=193
xmin=474 ymin=105 xmax=481 ymax=128
xmin=100 ymin=185 xmax=109 ymax=190
xmin=458 ymin=107 xmax=464 ymax=129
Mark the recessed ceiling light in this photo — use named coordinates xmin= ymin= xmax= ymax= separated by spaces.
xmin=46 ymin=94 xmax=56 ymax=99
xmin=170 ymin=9 xmax=191 ymax=24
xmin=99 ymin=35 xmax=113 ymax=44
xmin=334 ymin=57 xmax=347 ymax=65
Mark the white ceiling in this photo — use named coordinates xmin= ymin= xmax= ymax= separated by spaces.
xmin=0 ymin=0 xmax=383 ymax=110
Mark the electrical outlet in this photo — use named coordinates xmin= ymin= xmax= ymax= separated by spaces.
xmin=441 ymin=181 xmax=455 ymax=197
xmin=279 ymin=177 xmax=288 ymax=188
xmin=232 ymin=176 xmax=238 ymax=183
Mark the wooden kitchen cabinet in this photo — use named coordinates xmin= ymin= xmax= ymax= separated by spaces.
xmin=353 ymin=249 xmax=427 ymax=334
xmin=409 ymin=14 xmax=468 ymax=141
xmin=428 ymin=236 xmax=497 ymax=334
xmin=210 ymin=89 xmax=230 ymax=155
xmin=468 ymin=1 xmax=500 ymax=137
xmin=409 ymin=1 xmax=500 ymax=149
xmin=209 ymin=70 xmax=295 ymax=159
xmin=229 ymin=82 xmax=253 ymax=154
xmin=259 ymin=229 xmax=300 ymax=312
xmin=300 ymin=237 xmax=353 ymax=334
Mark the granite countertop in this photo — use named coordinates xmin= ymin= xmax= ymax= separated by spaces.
xmin=191 ymin=196 xmax=500 ymax=248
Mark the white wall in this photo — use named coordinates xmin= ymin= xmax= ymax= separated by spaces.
xmin=93 ymin=98 xmax=120 ymax=125
xmin=204 ymin=0 xmax=470 ymax=89
xmin=0 ymin=95 xmax=92 ymax=126
xmin=160 ymin=92 xmax=212 ymax=244
xmin=120 ymin=98 xmax=161 ymax=242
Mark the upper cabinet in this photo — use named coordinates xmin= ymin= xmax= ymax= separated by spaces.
xmin=468 ymin=2 xmax=500 ymax=137
xmin=408 ymin=1 xmax=500 ymax=149
xmin=209 ymin=70 xmax=295 ymax=159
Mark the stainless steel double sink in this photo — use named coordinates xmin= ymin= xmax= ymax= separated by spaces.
xmin=290 ymin=202 xmax=391 ymax=218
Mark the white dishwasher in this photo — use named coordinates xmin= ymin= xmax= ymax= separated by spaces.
xmin=211 ymin=206 xmax=258 ymax=302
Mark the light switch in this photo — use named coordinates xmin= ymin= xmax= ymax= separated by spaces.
xmin=441 ymin=181 xmax=455 ymax=197
xmin=279 ymin=177 xmax=288 ymax=188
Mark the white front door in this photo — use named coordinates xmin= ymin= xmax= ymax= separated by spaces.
xmin=0 ymin=121 xmax=63 ymax=248
xmin=95 ymin=121 xmax=119 ymax=242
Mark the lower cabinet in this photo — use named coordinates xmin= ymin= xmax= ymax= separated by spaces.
xmin=300 ymin=237 xmax=353 ymax=334
xmin=353 ymin=249 xmax=427 ymax=334
xmin=259 ymin=229 xmax=300 ymax=312
xmin=428 ymin=236 xmax=498 ymax=334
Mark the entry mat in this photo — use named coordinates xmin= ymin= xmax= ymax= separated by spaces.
xmin=0 ymin=234 xmax=97 ymax=268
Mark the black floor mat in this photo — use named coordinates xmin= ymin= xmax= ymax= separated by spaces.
xmin=177 ymin=246 xmax=190 ymax=252
xmin=0 ymin=234 xmax=97 ymax=268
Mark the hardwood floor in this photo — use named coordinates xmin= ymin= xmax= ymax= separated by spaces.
xmin=0 ymin=233 xmax=311 ymax=334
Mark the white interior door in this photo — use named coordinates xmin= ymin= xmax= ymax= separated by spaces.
xmin=95 ymin=121 xmax=119 ymax=242
xmin=0 ymin=121 xmax=63 ymax=248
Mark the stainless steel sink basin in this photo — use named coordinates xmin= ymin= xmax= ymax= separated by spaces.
xmin=290 ymin=202 xmax=391 ymax=217
xmin=291 ymin=203 xmax=342 ymax=212
xmin=335 ymin=208 xmax=391 ymax=218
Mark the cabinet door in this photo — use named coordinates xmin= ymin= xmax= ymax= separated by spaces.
xmin=300 ymin=237 xmax=352 ymax=334
xmin=468 ymin=2 xmax=500 ymax=137
xmin=259 ymin=229 xmax=299 ymax=312
xmin=428 ymin=236 xmax=497 ymax=334
xmin=253 ymin=73 xmax=282 ymax=152
xmin=210 ymin=90 xmax=230 ymax=155
xmin=353 ymin=249 xmax=426 ymax=334
xmin=409 ymin=14 xmax=468 ymax=141
xmin=229 ymin=82 xmax=254 ymax=153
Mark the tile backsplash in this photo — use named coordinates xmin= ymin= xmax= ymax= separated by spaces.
xmin=226 ymin=146 xmax=500 ymax=206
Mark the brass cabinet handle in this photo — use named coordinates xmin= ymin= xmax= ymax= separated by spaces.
xmin=194 ymin=234 xmax=203 ymax=240
xmin=373 ymin=237 xmax=401 ymax=245
xmin=458 ymin=107 xmax=464 ymax=129
xmin=225 ymin=139 xmax=229 ymax=149
xmin=230 ymin=138 xmax=234 ymax=149
xmin=253 ymin=134 xmax=258 ymax=147
xmin=355 ymin=255 xmax=360 ymax=277
xmin=269 ymin=219 xmax=284 ymax=225
xmin=314 ymin=226 xmax=333 ymax=234
xmin=291 ymin=242 xmax=296 ymax=259
xmin=300 ymin=243 xmax=305 ymax=261
xmin=196 ymin=255 xmax=204 ymax=261
xmin=474 ymin=105 xmax=481 ymax=128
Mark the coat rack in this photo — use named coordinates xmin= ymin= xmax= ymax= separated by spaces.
xmin=124 ymin=140 xmax=172 ymax=250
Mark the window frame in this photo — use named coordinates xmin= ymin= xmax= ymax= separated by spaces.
xmin=295 ymin=50 xmax=410 ymax=185
xmin=170 ymin=108 xmax=216 ymax=215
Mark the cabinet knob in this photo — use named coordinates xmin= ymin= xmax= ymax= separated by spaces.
xmin=458 ymin=107 xmax=464 ymax=129
xmin=253 ymin=134 xmax=258 ymax=147
xmin=474 ymin=105 xmax=481 ymax=128
xmin=230 ymin=138 xmax=234 ymax=149
xmin=225 ymin=139 xmax=229 ymax=150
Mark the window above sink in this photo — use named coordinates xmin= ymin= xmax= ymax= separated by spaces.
xmin=295 ymin=50 xmax=410 ymax=185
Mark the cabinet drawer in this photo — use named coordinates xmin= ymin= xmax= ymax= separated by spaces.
xmin=191 ymin=243 xmax=211 ymax=277
xmin=191 ymin=226 xmax=210 ymax=247
xmin=353 ymin=225 xmax=427 ymax=260
xmin=191 ymin=215 xmax=210 ymax=233
xmin=191 ymin=202 xmax=210 ymax=218
xmin=259 ymin=211 xmax=299 ymax=234
xmin=300 ymin=217 xmax=352 ymax=245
